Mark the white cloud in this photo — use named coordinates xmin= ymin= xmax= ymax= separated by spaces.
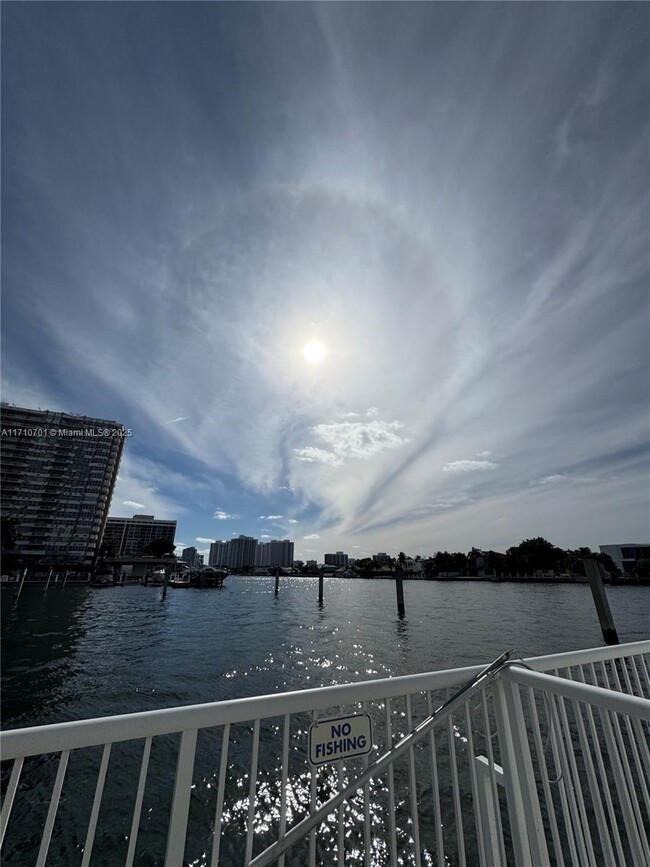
xmin=260 ymin=514 xmax=283 ymax=520
xmin=294 ymin=446 xmax=342 ymax=466
xmin=366 ymin=407 xmax=379 ymax=417
xmin=164 ymin=416 xmax=190 ymax=425
xmin=443 ymin=460 xmax=499 ymax=473
xmin=295 ymin=420 xmax=409 ymax=467
xmin=196 ymin=537 xmax=216 ymax=544
xmin=214 ymin=509 xmax=239 ymax=520
xmin=288 ymin=519 xmax=299 ymax=524
xmin=123 ymin=499 xmax=145 ymax=509
xmin=303 ymin=533 xmax=320 ymax=539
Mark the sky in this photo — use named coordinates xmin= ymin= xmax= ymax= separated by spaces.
xmin=2 ymin=3 xmax=649 ymax=562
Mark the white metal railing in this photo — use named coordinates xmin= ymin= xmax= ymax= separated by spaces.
xmin=1 ymin=640 xmax=649 ymax=866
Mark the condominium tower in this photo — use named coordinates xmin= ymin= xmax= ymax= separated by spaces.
xmin=0 ymin=404 xmax=125 ymax=564
xmin=102 ymin=514 xmax=176 ymax=558
xmin=209 ymin=536 xmax=294 ymax=569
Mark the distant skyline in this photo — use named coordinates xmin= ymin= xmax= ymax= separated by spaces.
xmin=2 ymin=4 xmax=649 ymax=563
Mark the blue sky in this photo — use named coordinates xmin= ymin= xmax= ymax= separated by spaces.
xmin=2 ymin=3 xmax=649 ymax=561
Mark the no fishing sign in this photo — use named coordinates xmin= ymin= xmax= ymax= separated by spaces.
xmin=308 ymin=713 xmax=373 ymax=765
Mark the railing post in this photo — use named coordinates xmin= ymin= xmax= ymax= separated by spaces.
xmin=474 ymin=756 xmax=505 ymax=867
xmin=492 ymin=678 xmax=550 ymax=867
xmin=165 ymin=728 xmax=198 ymax=867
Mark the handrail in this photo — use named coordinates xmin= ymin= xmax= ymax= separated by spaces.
xmin=248 ymin=651 xmax=514 ymax=867
xmin=502 ymin=665 xmax=650 ymax=720
xmin=519 ymin=639 xmax=650 ymax=671
xmin=2 ymin=640 xmax=648 ymax=761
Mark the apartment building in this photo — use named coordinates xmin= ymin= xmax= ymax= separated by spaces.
xmin=102 ymin=514 xmax=176 ymax=558
xmin=181 ymin=546 xmax=199 ymax=567
xmin=324 ymin=551 xmax=348 ymax=567
xmin=256 ymin=539 xmax=294 ymax=568
xmin=208 ymin=537 xmax=295 ymax=569
xmin=0 ymin=404 xmax=124 ymax=564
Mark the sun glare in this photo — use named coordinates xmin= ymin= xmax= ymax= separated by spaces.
xmin=302 ymin=340 xmax=327 ymax=365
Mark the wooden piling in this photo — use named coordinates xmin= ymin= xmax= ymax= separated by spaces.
xmin=274 ymin=567 xmax=280 ymax=597
xmin=162 ymin=571 xmax=168 ymax=599
xmin=583 ymin=558 xmax=619 ymax=645
xmin=318 ymin=567 xmax=324 ymax=606
xmin=16 ymin=568 xmax=27 ymax=599
xmin=395 ymin=565 xmax=406 ymax=617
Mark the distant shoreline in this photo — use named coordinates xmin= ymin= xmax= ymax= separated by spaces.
xmin=3 ymin=573 xmax=648 ymax=587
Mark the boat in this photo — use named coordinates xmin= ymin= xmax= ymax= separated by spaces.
xmin=147 ymin=568 xmax=166 ymax=586
xmin=91 ymin=566 xmax=114 ymax=587
xmin=189 ymin=566 xmax=227 ymax=587
xmin=168 ymin=572 xmax=191 ymax=588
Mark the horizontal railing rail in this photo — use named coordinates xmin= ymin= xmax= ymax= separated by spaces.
xmin=4 ymin=640 xmax=648 ymax=760
xmin=503 ymin=664 xmax=650 ymax=719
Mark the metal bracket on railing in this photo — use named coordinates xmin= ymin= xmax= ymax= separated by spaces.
xmin=248 ymin=650 xmax=514 ymax=867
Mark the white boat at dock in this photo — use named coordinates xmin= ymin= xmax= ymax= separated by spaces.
xmin=1 ymin=640 xmax=648 ymax=865
xmin=147 ymin=568 xmax=166 ymax=586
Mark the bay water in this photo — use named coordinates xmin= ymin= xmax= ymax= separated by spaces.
xmin=1 ymin=578 xmax=648 ymax=865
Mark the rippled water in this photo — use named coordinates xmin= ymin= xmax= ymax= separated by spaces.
xmin=1 ymin=578 xmax=648 ymax=865
xmin=2 ymin=577 xmax=649 ymax=729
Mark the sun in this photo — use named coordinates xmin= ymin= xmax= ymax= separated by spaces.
xmin=302 ymin=340 xmax=327 ymax=365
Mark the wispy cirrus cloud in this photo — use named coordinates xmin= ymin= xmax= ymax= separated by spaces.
xmin=443 ymin=460 xmax=499 ymax=473
xmin=3 ymin=3 xmax=648 ymax=557
xmin=196 ymin=536 xmax=216 ymax=544
xmin=109 ymin=454 xmax=190 ymax=520
xmin=534 ymin=474 xmax=598 ymax=487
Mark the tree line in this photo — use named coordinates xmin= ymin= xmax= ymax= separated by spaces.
xmin=349 ymin=538 xmax=649 ymax=579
